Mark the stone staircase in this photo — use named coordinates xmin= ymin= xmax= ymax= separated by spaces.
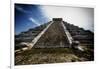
xmin=15 ymin=18 xmax=94 ymax=51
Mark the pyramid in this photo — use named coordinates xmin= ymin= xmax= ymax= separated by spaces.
xmin=32 ymin=18 xmax=71 ymax=48
xmin=15 ymin=18 xmax=94 ymax=50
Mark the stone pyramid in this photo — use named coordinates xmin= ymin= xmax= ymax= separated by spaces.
xmin=32 ymin=18 xmax=71 ymax=48
xmin=15 ymin=18 xmax=94 ymax=51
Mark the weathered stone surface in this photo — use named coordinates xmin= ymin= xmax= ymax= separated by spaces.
xmin=15 ymin=18 xmax=94 ymax=50
xmin=15 ymin=18 xmax=94 ymax=65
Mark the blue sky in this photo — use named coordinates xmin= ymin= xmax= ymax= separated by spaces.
xmin=15 ymin=4 xmax=49 ymax=35
xmin=15 ymin=4 xmax=94 ymax=35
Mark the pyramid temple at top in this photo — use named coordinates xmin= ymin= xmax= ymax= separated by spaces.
xmin=15 ymin=18 xmax=94 ymax=50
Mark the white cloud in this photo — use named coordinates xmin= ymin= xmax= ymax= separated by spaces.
xmin=41 ymin=5 xmax=94 ymax=32
xmin=15 ymin=6 xmax=30 ymax=13
xmin=29 ymin=17 xmax=40 ymax=26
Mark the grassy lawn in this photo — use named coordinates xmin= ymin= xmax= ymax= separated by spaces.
xmin=15 ymin=47 xmax=94 ymax=65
